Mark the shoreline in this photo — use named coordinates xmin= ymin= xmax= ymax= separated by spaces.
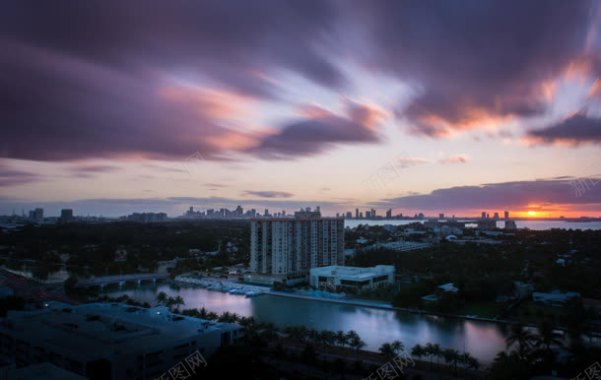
xmin=247 ymin=287 xmax=601 ymax=339
xmin=170 ymin=277 xmax=601 ymax=338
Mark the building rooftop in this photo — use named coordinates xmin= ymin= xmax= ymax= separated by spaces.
xmin=4 ymin=363 xmax=87 ymax=380
xmin=438 ymin=282 xmax=459 ymax=293
xmin=310 ymin=265 xmax=394 ymax=279
xmin=2 ymin=302 xmax=239 ymax=361
xmin=532 ymin=290 xmax=581 ymax=303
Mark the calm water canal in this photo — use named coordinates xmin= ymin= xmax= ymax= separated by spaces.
xmin=110 ymin=285 xmax=512 ymax=365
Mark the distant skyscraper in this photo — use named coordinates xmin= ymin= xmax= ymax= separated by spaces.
xmin=355 ymin=208 xmax=359 ymax=219
xmin=386 ymin=209 xmax=392 ymax=219
xmin=481 ymin=211 xmax=486 ymax=219
xmin=439 ymin=213 xmax=444 ymax=219
xmin=28 ymin=208 xmax=43 ymax=222
xmin=504 ymin=220 xmax=517 ymax=230
xmin=493 ymin=212 xmax=499 ymax=219
xmin=60 ymin=209 xmax=73 ymax=221
xmin=504 ymin=211 xmax=509 ymax=219
xmin=250 ymin=208 xmax=344 ymax=277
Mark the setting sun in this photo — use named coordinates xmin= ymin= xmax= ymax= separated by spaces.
xmin=528 ymin=210 xmax=537 ymax=217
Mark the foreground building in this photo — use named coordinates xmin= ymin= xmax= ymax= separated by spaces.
xmin=249 ymin=208 xmax=344 ymax=285
xmin=0 ymin=302 xmax=243 ymax=380
xmin=309 ymin=265 xmax=395 ymax=291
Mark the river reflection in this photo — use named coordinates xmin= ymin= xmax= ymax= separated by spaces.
xmin=110 ymin=285 xmax=508 ymax=364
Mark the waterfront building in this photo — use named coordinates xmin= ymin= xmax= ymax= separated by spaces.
xmin=0 ymin=302 xmax=243 ymax=380
xmin=249 ymin=208 xmax=344 ymax=284
xmin=309 ymin=265 xmax=395 ymax=291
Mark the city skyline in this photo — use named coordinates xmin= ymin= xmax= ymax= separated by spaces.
xmin=2 ymin=1 xmax=601 ymax=218
xmin=3 ymin=202 xmax=596 ymax=221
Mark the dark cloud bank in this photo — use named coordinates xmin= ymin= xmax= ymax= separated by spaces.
xmin=0 ymin=0 xmax=598 ymax=162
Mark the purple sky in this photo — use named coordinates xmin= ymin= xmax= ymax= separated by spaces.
xmin=1 ymin=0 xmax=601 ymax=217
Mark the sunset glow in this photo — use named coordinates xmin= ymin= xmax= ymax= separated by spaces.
xmin=1 ymin=1 xmax=601 ymax=218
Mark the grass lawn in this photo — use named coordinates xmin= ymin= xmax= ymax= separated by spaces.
xmin=509 ymin=301 xmax=566 ymax=324
xmin=457 ymin=302 xmax=500 ymax=318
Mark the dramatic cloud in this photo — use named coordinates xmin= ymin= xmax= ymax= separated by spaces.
xmin=0 ymin=0 xmax=598 ymax=165
xmin=0 ymin=39 xmax=240 ymax=161
xmin=0 ymin=165 xmax=40 ymax=187
xmin=352 ymin=0 xmax=594 ymax=136
xmin=242 ymin=191 xmax=294 ymax=199
xmin=0 ymin=0 xmax=346 ymax=162
xmin=377 ymin=179 xmax=601 ymax=212
xmin=251 ymin=102 xmax=383 ymax=158
xmin=1 ymin=0 xmax=343 ymax=95
xmin=527 ymin=113 xmax=601 ymax=145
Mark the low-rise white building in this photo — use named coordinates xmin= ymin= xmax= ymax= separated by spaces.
xmin=438 ymin=282 xmax=459 ymax=293
xmin=0 ymin=302 xmax=243 ymax=380
xmin=309 ymin=265 xmax=395 ymax=291
xmin=532 ymin=290 xmax=581 ymax=306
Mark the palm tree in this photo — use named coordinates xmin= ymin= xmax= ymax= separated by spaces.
xmin=156 ymin=291 xmax=167 ymax=305
xmin=442 ymin=348 xmax=460 ymax=375
xmin=297 ymin=325 xmax=308 ymax=341
xmin=506 ymin=324 xmax=535 ymax=357
xmin=391 ymin=340 xmax=405 ymax=355
xmin=165 ymin=296 xmax=174 ymax=308
xmin=218 ymin=311 xmax=240 ymax=323
xmin=197 ymin=307 xmax=209 ymax=319
xmin=411 ymin=344 xmax=425 ymax=363
xmin=379 ymin=343 xmax=396 ymax=359
xmin=240 ymin=317 xmax=258 ymax=340
xmin=323 ymin=330 xmax=337 ymax=347
xmin=238 ymin=316 xmax=255 ymax=326
xmin=431 ymin=344 xmax=442 ymax=368
xmin=534 ymin=321 xmax=563 ymax=353
xmin=424 ymin=343 xmax=441 ymax=369
xmin=171 ymin=295 xmax=184 ymax=310
xmin=466 ymin=355 xmax=480 ymax=371
xmin=347 ymin=330 xmax=365 ymax=354
xmin=259 ymin=322 xmax=278 ymax=341
xmin=335 ymin=330 xmax=348 ymax=348
xmin=284 ymin=326 xmax=305 ymax=342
